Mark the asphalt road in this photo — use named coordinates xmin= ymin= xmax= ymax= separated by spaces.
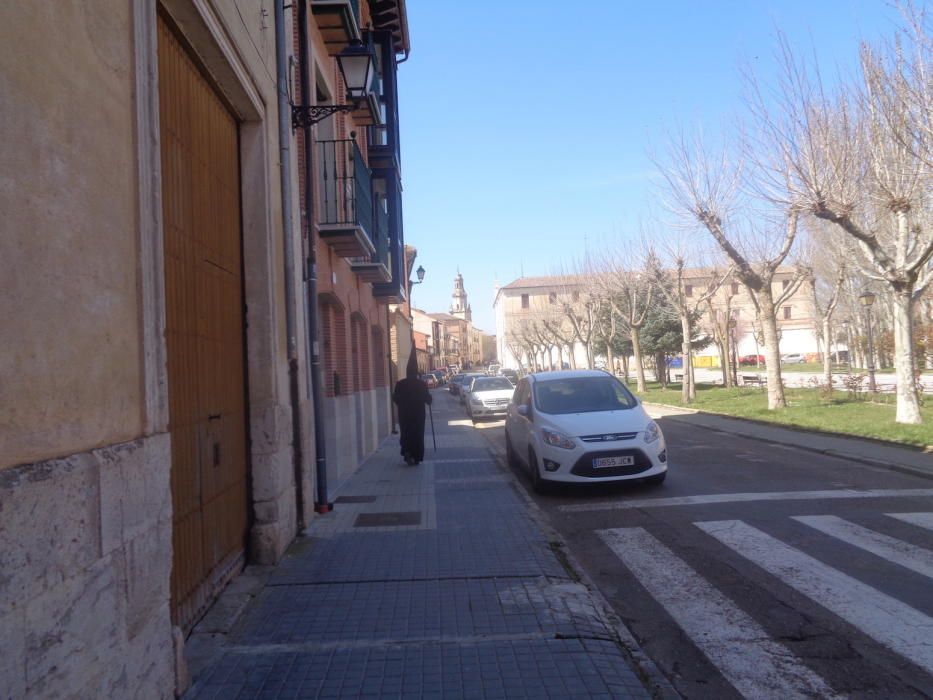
xmin=437 ymin=388 xmax=933 ymax=699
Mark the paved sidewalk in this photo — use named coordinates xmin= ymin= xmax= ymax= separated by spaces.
xmin=646 ymin=403 xmax=933 ymax=479
xmin=184 ymin=393 xmax=652 ymax=699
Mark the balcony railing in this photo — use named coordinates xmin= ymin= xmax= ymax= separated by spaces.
xmin=349 ymin=195 xmax=391 ymax=283
xmin=316 ymin=138 xmax=374 ymax=258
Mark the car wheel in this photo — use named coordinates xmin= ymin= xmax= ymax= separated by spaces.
xmin=505 ymin=430 xmax=519 ymax=467
xmin=645 ymin=472 xmax=666 ymax=486
xmin=528 ymin=448 xmax=547 ymax=493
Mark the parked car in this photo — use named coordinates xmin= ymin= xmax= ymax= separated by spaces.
xmin=421 ymin=373 xmax=437 ymax=389
xmin=781 ymin=353 xmax=807 ymax=364
xmin=500 ymin=368 xmax=519 ymax=386
xmin=431 ymin=370 xmax=446 ymax=386
xmin=448 ymin=374 xmax=464 ymax=396
xmin=487 ymin=363 xmax=501 ymax=376
xmin=458 ymin=373 xmax=485 ymax=406
xmin=738 ymin=354 xmax=766 ymax=366
xmin=504 ymin=370 xmax=667 ymax=492
xmin=466 ymin=376 xmax=515 ymax=423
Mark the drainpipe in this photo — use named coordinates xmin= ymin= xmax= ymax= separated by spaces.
xmin=274 ymin=0 xmax=305 ymax=528
xmin=297 ymin=0 xmax=332 ymax=513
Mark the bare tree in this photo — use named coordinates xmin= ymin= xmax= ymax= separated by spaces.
xmin=804 ymin=227 xmax=848 ymax=387
xmin=751 ymin=14 xmax=932 ymax=422
xmin=706 ymin=288 xmax=738 ymax=388
xmin=551 ymin=269 xmax=601 ymax=369
xmin=655 ymin=128 xmax=807 ymax=409
xmin=649 ymin=240 xmax=733 ymax=402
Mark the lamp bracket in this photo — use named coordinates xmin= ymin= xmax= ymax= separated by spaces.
xmin=291 ymin=103 xmax=356 ymax=129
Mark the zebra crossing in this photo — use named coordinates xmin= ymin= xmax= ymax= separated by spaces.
xmin=597 ymin=511 xmax=933 ymax=698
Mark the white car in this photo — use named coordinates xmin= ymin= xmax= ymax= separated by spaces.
xmin=504 ymin=370 xmax=667 ymax=491
xmin=466 ymin=376 xmax=515 ymax=423
xmin=781 ymin=353 xmax=807 ymax=364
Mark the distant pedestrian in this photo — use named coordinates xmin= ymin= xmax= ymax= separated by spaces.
xmin=393 ymin=353 xmax=432 ymax=465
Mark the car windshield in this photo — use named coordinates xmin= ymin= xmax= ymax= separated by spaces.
xmin=472 ymin=377 xmax=514 ymax=392
xmin=533 ymin=376 xmax=636 ymax=414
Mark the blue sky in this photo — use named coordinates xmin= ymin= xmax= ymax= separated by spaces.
xmin=398 ymin=0 xmax=905 ymax=333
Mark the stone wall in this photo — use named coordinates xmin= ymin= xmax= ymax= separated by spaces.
xmin=0 ymin=1 xmax=143 ymax=469
xmin=0 ymin=434 xmax=174 ymax=698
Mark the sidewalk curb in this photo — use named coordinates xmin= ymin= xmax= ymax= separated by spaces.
xmin=645 ymin=402 xmax=933 ymax=482
xmin=480 ymin=435 xmax=682 ymax=700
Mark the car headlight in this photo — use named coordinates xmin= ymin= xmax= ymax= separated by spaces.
xmin=541 ymin=428 xmax=576 ymax=450
xmin=643 ymin=421 xmax=660 ymax=444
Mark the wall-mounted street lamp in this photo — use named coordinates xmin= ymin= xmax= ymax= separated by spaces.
xmin=412 ymin=265 xmax=426 ymax=285
xmin=858 ymin=290 xmax=877 ymax=392
xmin=292 ymin=38 xmax=376 ymax=128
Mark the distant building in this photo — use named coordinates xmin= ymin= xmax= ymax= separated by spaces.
xmin=423 ymin=273 xmax=495 ymax=368
xmin=494 ymin=270 xmax=820 ymax=370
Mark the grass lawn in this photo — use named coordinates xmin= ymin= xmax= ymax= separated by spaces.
xmin=632 ymin=382 xmax=933 ymax=448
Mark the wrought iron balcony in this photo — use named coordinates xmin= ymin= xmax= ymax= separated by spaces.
xmin=311 ymin=0 xmax=361 ymax=55
xmin=349 ymin=195 xmax=391 ymax=283
xmin=316 ymin=138 xmax=374 ymax=259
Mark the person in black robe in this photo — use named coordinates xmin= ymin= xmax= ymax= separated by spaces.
xmin=393 ymin=353 xmax=432 ymax=465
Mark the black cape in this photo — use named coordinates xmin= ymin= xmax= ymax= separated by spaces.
xmin=393 ymin=375 xmax=432 ymax=463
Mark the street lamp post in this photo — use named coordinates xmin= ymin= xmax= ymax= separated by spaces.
xmin=859 ymin=291 xmax=877 ymax=393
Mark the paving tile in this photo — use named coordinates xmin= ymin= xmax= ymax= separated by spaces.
xmin=187 ymin=639 xmax=649 ymax=699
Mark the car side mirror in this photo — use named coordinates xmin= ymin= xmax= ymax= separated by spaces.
xmin=516 ymin=404 xmax=529 ymax=418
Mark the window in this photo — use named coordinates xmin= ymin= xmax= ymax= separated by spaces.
xmin=782 ymin=279 xmax=790 ymax=290
xmin=783 ymin=306 xmax=792 ymax=320
xmin=731 ymin=309 xmax=740 ymax=320
xmin=731 ymin=282 xmax=739 ymax=295
xmin=515 ymin=380 xmax=530 ymax=406
xmin=572 ymin=291 xmax=580 ymax=302
xmin=533 ymin=376 xmax=636 ymax=415
xmin=548 ymin=292 xmax=557 ymax=305
xmin=685 ymin=285 xmax=693 ymax=297
xmin=521 ymin=294 xmax=529 ymax=309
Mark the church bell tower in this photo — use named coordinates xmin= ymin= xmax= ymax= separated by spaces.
xmin=450 ymin=272 xmax=472 ymax=322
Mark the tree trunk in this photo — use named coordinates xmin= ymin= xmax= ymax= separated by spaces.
xmin=606 ymin=344 xmax=615 ymax=377
xmin=568 ymin=344 xmax=578 ymax=369
xmin=822 ymin=317 xmax=833 ymax=388
xmin=759 ymin=293 xmax=787 ymax=409
xmin=631 ymin=329 xmax=647 ymax=393
xmin=717 ymin=339 xmax=727 ymax=385
xmin=655 ymin=352 xmax=667 ymax=387
xmin=622 ymin=354 xmax=630 ymax=383
xmin=892 ymin=292 xmax=922 ymax=424
xmin=680 ymin=315 xmax=693 ymax=404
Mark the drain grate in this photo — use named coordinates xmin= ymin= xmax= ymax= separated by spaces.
xmin=335 ymin=495 xmax=378 ymax=504
xmin=354 ymin=511 xmax=421 ymax=527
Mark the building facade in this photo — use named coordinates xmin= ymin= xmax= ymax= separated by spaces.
xmin=494 ymin=270 xmax=819 ymax=371
xmin=0 ymin=2 xmax=412 ymax=697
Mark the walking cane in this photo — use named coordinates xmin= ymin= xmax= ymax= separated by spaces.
xmin=428 ymin=403 xmax=437 ymax=451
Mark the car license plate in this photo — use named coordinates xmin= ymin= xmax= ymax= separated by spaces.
xmin=593 ymin=455 xmax=634 ymax=468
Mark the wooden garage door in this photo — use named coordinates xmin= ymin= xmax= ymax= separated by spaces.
xmin=158 ymin=15 xmax=250 ymax=631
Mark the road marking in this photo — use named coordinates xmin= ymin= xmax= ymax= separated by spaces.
xmin=558 ymin=488 xmax=933 ymax=513
xmin=697 ymin=520 xmax=933 ymax=675
xmin=597 ymin=527 xmax=841 ymax=700
xmin=887 ymin=512 xmax=933 ymax=532
xmin=793 ymin=515 xmax=933 ymax=580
